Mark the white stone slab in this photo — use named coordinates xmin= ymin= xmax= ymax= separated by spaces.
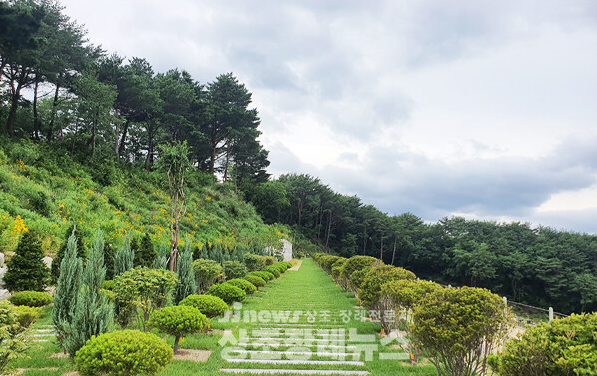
xmin=237 ymin=343 xmax=357 ymax=350
xmin=221 ymin=369 xmax=369 ymax=375
xmin=231 ymin=350 xmax=360 ymax=357
xmin=227 ymin=359 xmax=364 ymax=366
xmin=242 ymin=337 xmax=347 ymax=343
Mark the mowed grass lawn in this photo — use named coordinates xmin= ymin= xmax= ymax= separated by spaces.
xmin=8 ymin=259 xmax=437 ymax=376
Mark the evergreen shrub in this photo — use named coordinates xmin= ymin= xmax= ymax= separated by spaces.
xmin=244 ymin=253 xmax=266 ymax=272
xmin=149 ymin=305 xmax=208 ymax=353
xmin=227 ymin=278 xmax=257 ymax=295
xmin=12 ymin=305 xmax=41 ymax=328
xmin=75 ymin=330 xmax=173 ymax=376
xmin=3 ymin=231 xmax=50 ymax=292
xmin=207 ymin=283 xmax=246 ymax=304
xmin=8 ymin=291 xmax=53 ymax=307
xmin=262 ymin=265 xmax=280 ymax=278
xmin=223 ymin=260 xmax=247 ymax=280
xmin=247 ymin=271 xmax=273 ymax=282
xmin=243 ymin=275 xmax=265 ymax=289
xmin=192 ymin=259 xmax=224 ymax=293
xmin=179 ymin=294 xmax=228 ymax=318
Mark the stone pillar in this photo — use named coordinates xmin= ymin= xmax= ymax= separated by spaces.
xmin=549 ymin=307 xmax=554 ymax=321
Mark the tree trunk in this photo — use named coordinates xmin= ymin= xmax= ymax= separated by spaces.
xmin=6 ymin=91 xmax=20 ymax=137
xmin=91 ymin=117 xmax=97 ymax=159
xmin=222 ymin=141 xmax=232 ymax=182
xmin=48 ymin=81 xmax=61 ymax=141
xmin=118 ymin=118 xmax=130 ymax=158
xmin=379 ymin=234 xmax=384 ymax=261
xmin=325 ymin=212 xmax=332 ymax=249
xmin=114 ymin=119 xmax=119 ymax=157
xmin=173 ymin=336 xmax=180 ymax=354
xmin=391 ymin=237 xmax=397 ymax=265
xmin=33 ymin=75 xmax=40 ymax=140
xmin=145 ymin=126 xmax=154 ymax=170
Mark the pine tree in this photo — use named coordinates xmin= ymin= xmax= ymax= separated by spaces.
xmin=3 ymin=230 xmax=49 ymax=292
xmin=174 ymin=242 xmax=197 ymax=304
xmin=63 ymin=228 xmax=114 ymax=357
xmin=133 ymin=233 xmax=157 ymax=268
xmin=114 ymin=235 xmax=134 ymax=276
xmin=51 ymin=224 xmax=86 ymax=283
xmin=52 ymin=228 xmax=83 ymax=353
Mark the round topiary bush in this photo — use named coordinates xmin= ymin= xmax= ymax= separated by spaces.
xmin=226 ymin=278 xmax=257 ymax=295
xmin=247 ymin=271 xmax=273 ymax=282
xmin=192 ymin=259 xmax=224 ymax=293
xmin=243 ymin=275 xmax=266 ymax=289
xmin=244 ymin=253 xmax=266 ymax=272
xmin=207 ymin=283 xmax=246 ymax=304
xmin=223 ymin=260 xmax=247 ymax=280
xmin=262 ymin=265 xmax=281 ymax=278
xmin=8 ymin=291 xmax=53 ymax=307
xmin=75 ymin=330 xmax=173 ymax=376
xmin=149 ymin=305 xmax=208 ymax=353
xmin=179 ymin=294 xmax=229 ymax=318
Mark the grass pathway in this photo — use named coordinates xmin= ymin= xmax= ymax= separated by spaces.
xmin=214 ymin=258 xmax=436 ymax=376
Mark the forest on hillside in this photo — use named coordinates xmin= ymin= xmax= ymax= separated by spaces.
xmin=1 ymin=0 xmax=595 ymax=314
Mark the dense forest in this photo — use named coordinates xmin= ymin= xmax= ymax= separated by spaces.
xmin=1 ymin=0 xmax=596 ymax=314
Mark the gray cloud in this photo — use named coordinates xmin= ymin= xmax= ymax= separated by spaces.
xmin=317 ymin=136 xmax=597 ymax=230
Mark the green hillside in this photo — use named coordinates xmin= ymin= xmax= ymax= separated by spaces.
xmin=0 ymin=138 xmax=291 ymax=257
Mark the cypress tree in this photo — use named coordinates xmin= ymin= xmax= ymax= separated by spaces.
xmin=4 ymin=230 xmax=50 ymax=292
xmin=152 ymin=244 xmax=169 ymax=269
xmin=52 ymin=228 xmax=83 ymax=353
xmin=63 ymin=228 xmax=114 ymax=357
xmin=114 ymin=235 xmax=134 ymax=276
xmin=103 ymin=242 xmax=115 ymax=280
xmin=134 ymin=233 xmax=157 ymax=268
xmin=174 ymin=242 xmax=197 ymax=304
xmin=51 ymin=224 xmax=85 ymax=283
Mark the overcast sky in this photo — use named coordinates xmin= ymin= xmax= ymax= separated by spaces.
xmin=61 ymin=0 xmax=597 ymax=233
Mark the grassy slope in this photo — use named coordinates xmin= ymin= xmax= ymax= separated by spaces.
xmin=0 ymin=138 xmax=289 ymax=256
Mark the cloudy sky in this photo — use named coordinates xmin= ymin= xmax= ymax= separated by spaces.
xmin=61 ymin=0 xmax=597 ymax=233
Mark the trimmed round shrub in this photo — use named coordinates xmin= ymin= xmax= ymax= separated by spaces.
xmin=262 ymin=265 xmax=281 ymax=278
xmin=339 ymin=256 xmax=378 ymax=289
xmin=75 ymin=330 xmax=173 ymax=376
xmin=179 ymin=294 xmax=228 ymax=318
xmin=243 ymin=275 xmax=266 ymax=289
xmin=12 ymin=305 xmax=41 ymax=328
xmin=149 ymin=305 xmax=208 ymax=353
xmin=227 ymin=278 xmax=257 ymax=295
xmin=8 ymin=291 xmax=53 ymax=307
xmin=319 ymin=255 xmax=341 ymax=274
xmin=312 ymin=253 xmax=325 ymax=264
xmin=223 ymin=260 xmax=247 ymax=280
xmin=263 ymin=256 xmax=276 ymax=266
xmin=248 ymin=271 xmax=274 ymax=282
xmin=244 ymin=253 xmax=266 ymax=272
xmin=359 ymin=265 xmax=416 ymax=309
xmin=331 ymin=258 xmax=348 ymax=280
xmin=192 ymin=259 xmax=224 ymax=293
xmin=207 ymin=283 xmax=246 ymax=304
xmin=489 ymin=312 xmax=597 ymax=376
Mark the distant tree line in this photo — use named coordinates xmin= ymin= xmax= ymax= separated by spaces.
xmin=0 ymin=0 xmax=269 ymax=187
xmin=248 ymin=173 xmax=597 ymax=314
